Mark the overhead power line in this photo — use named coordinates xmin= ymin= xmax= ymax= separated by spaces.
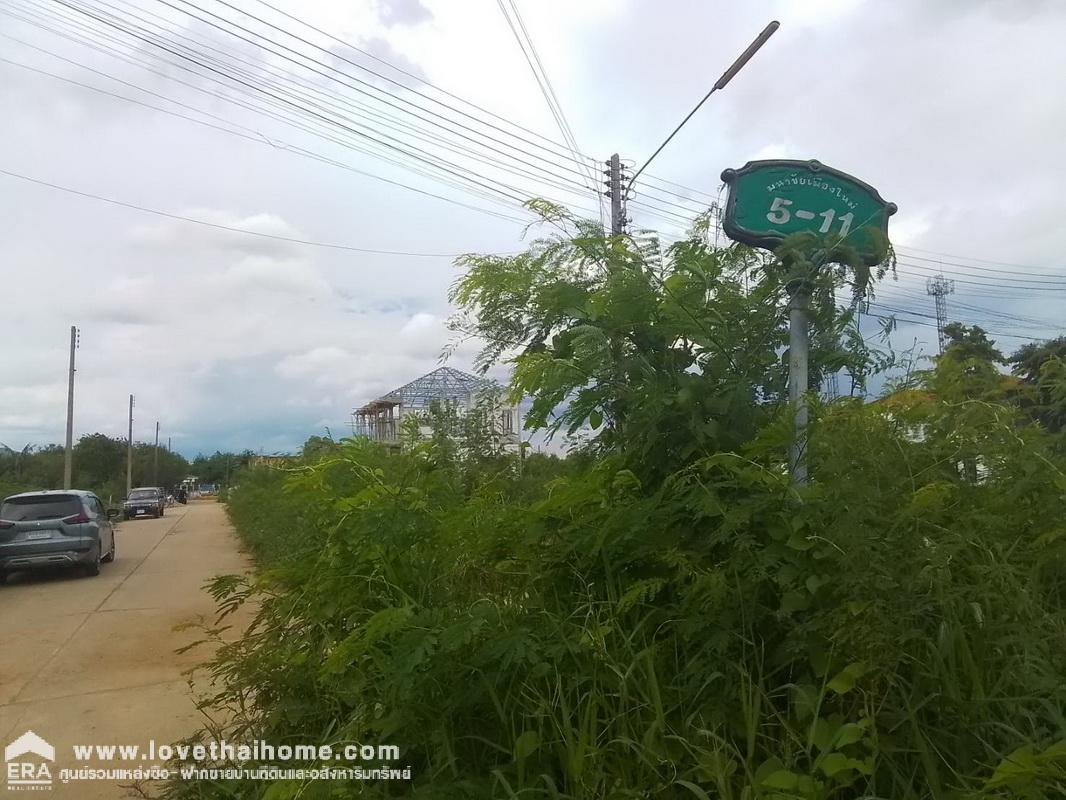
xmin=127 ymin=0 xmax=714 ymax=217
xmin=495 ymin=0 xmax=602 ymax=220
xmin=897 ymin=245 xmax=1062 ymax=274
xmin=149 ymin=0 xmax=600 ymax=184
xmin=0 ymin=6 xmax=561 ymax=219
xmin=867 ymin=304 xmax=1043 ymax=342
xmin=22 ymin=0 xmax=597 ymax=200
xmin=0 ymin=166 xmax=484 ymax=256
xmin=8 ymin=0 xmax=714 ymax=230
xmin=242 ymin=0 xmax=721 ymax=206
xmin=0 ymin=31 xmax=534 ymax=222
xmin=33 ymin=0 xmax=665 ymax=222
xmin=896 ymin=262 xmax=1066 ymax=291
xmin=895 ymin=250 xmax=1066 ymax=281
xmin=17 ymin=0 xmax=613 ymax=221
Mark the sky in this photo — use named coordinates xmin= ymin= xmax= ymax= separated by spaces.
xmin=1 ymin=0 xmax=1064 ymax=457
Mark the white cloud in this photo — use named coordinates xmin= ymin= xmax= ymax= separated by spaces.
xmin=1 ymin=0 xmax=1063 ymax=456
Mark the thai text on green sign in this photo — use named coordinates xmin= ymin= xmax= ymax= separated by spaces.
xmin=720 ymin=159 xmax=896 ymax=265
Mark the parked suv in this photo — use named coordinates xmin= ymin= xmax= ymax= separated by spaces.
xmin=123 ymin=487 xmax=165 ymax=519
xmin=0 ymin=490 xmax=117 ymax=583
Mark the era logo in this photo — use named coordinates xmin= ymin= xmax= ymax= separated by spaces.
xmin=4 ymin=731 xmax=54 ymax=791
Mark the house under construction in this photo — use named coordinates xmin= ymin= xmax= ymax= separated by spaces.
xmin=353 ymin=366 xmax=520 ymax=449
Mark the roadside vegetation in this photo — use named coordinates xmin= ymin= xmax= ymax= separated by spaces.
xmin=171 ymin=210 xmax=1066 ymax=798
xmin=0 ymin=436 xmax=254 ymax=504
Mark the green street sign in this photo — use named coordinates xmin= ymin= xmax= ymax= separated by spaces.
xmin=720 ymin=159 xmax=896 ymax=265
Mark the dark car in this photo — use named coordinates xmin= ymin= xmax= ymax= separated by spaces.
xmin=0 ymin=490 xmax=118 ymax=583
xmin=123 ymin=487 xmax=165 ymax=519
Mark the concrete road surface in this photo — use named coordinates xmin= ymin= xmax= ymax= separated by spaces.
xmin=0 ymin=499 xmax=251 ymax=798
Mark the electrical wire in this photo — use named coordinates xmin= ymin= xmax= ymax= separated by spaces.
xmin=895 ymin=262 xmax=1066 ymax=291
xmin=20 ymin=0 xmax=697 ymax=227
xmin=495 ymin=0 xmax=602 ymax=222
xmin=866 ymin=303 xmax=1042 ymax=341
xmin=19 ymin=0 xmax=1063 ymax=280
xmin=0 ymin=165 xmax=497 ymax=256
xmin=148 ymin=0 xmax=602 ymax=185
xmin=18 ymin=0 xmax=611 ymax=219
xmin=897 ymin=245 xmax=1062 ymax=274
xmin=0 ymin=3 xmax=562 ymax=218
xmin=15 ymin=0 xmax=717 ymax=228
xmin=34 ymin=0 xmax=598 ymax=202
xmin=242 ymin=0 xmax=719 ymax=207
xmin=127 ymin=0 xmax=716 ymax=218
xmin=0 ymin=53 xmax=538 ymax=225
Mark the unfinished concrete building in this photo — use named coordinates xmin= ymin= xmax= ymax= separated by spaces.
xmin=352 ymin=366 xmax=520 ymax=450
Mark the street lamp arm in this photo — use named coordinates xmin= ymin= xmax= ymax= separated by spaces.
xmin=628 ymin=20 xmax=780 ymax=190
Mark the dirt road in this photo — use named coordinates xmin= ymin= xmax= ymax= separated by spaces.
xmin=0 ymin=499 xmax=250 ymax=797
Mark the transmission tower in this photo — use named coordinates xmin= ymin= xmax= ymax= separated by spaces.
xmin=926 ymin=274 xmax=955 ymax=354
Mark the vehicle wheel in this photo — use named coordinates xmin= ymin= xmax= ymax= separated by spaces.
xmin=159 ymin=507 xmax=165 ymax=517
xmin=0 ymin=572 xmax=7 ymax=586
xmin=102 ymin=536 xmax=116 ymax=563
xmin=84 ymin=548 xmax=101 ymax=577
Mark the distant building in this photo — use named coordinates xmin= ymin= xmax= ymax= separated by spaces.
xmin=353 ymin=366 xmax=520 ymax=450
xmin=251 ymin=455 xmax=291 ymax=468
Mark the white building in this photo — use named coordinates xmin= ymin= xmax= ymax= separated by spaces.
xmin=353 ymin=366 xmax=520 ymax=450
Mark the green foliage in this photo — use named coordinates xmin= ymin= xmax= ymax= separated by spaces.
xmin=943 ymin=322 xmax=1006 ymax=365
xmin=190 ymin=450 xmax=255 ymax=485
xmin=0 ymin=434 xmax=190 ymax=503
xmin=1010 ymin=337 xmax=1066 ymax=436
xmin=168 ymin=213 xmax=1066 ymax=799
xmin=449 ymin=212 xmax=890 ymax=483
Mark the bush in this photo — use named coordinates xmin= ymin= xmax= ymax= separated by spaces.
xmin=167 ymin=215 xmax=1066 ymax=799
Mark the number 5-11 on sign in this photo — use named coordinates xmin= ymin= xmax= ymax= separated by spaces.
xmin=766 ymin=197 xmax=853 ymax=236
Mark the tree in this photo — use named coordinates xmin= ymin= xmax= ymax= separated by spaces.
xmin=190 ymin=450 xmax=254 ymax=485
xmin=73 ymin=433 xmax=126 ymax=489
xmin=942 ymin=322 xmax=1005 ymax=364
xmin=449 ymin=205 xmax=891 ymax=480
xmin=1010 ymin=335 xmax=1066 ymax=434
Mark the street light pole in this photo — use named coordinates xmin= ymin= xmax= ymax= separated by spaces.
xmin=628 ymin=20 xmax=779 ymax=190
xmin=63 ymin=326 xmax=79 ymax=489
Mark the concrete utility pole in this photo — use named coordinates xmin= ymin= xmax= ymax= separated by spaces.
xmin=607 ymin=153 xmax=625 ymax=235
xmin=787 ymin=284 xmax=811 ymax=485
xmin=126 ymin=394 xmax=134 ymax=496
xmin=63 ymin=326 xmax=79 ymax=489
xmin=153 ymin=421 xmax=160 ymax=485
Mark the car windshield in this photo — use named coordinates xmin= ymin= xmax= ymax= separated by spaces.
xmin=128 ymin=490 xmax=157 ymax=500
xmin=1 ymin=495 xmax=82 ymax=521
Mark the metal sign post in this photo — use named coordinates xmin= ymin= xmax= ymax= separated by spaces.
xmin=787 ymin=279 xmax=811 ymax=484
xmin=719 ymin=159 xmax=895 ymax=485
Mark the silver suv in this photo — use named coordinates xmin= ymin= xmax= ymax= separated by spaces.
xmin=0 ymin=490 xmax=117 ymax=583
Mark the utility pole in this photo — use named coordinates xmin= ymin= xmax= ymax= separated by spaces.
xmin=926 ymin=274 xmax=955 ymax=354
xmin=63 ymin=326 xmax=79 ymax=489
xmin=606 ymin=153 xmax=625 ymax=235
xmin=153 ymin=421 xmax=160 ymax=485
xmin=167 ymin=436 xmax=171 ymax=452
xmin=126 ymin=394 xmax=134 ymax=496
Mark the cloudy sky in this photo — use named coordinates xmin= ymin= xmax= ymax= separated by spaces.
xmin=1 ymin=0 xmax=1064 ymax=456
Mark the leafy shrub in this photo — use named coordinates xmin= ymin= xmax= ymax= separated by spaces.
xmin=168 ymin=214 xmax=1066 ymax=799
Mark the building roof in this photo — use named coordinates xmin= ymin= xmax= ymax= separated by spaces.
xmin=357 ymin=366 xmax=496 ymax=413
